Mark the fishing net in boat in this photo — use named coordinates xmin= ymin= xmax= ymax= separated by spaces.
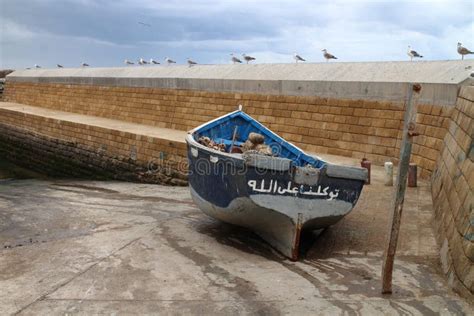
xmin=198 ymin=132 xmax=273 ymax=156
xmin=198 ymin=136 xmax=226 ymax=152
xmin=242 ymin=133 xmax=273 ymax=156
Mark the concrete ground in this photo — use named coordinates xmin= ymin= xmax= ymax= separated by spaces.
xmin=0 ymin=155 xmax=472 ymax=315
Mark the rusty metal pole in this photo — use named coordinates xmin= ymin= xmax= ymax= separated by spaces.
xmin=361 ymin=158 xmax=371 ymax=184
xmin=408 ymin=163 xmax=418 ymax=187
xmin=381 ymin=83 xmax=421 ymax=294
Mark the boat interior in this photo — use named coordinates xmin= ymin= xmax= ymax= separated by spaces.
xmin=191 ymin=111 xmax=326 ymax=168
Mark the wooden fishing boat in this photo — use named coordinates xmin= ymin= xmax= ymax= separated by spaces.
xmin=186 ymin=108 xmax=367 ymax=260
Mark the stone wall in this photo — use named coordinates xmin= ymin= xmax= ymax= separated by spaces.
xmin=431 ymin=85 xmax=473 ymax=299
xmin=3 ymin=81 xmax=453 ymax=178
xmin=0 ymin=105 xmax=188 ymax=185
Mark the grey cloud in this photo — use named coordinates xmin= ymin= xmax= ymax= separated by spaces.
xmin=2 ymin=0 xmax=280 ymax=45
xmin=1 ymin=0 xmax=473 ymax=68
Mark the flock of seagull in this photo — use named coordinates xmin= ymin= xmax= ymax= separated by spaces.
xmin=31 ymin=42 xmax=473 ymax=69
xmin=406 ymin=43 xmax=473 ymax=61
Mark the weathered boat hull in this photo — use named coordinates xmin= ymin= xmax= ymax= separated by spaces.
xmin=190 ymin=186 xmax=348 ymax=259
xmin=186 ymin=134 xmax=366 ymax=260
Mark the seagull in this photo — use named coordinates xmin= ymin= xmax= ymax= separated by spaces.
xmin=124 ymin=59 xmax=134 ymax=65
xmin=81 ymin=62 xmax=89 ymax=67
xmin=187 ymin=58 xmax=197 ymax=67
xmin=242 ymin=53 xmax=256 ymax=64
xmin=138 ymin=21 xmax=151 ymax=27
xmin=293 ymin=53 xmax=305 ymax=63
xmin=138 ymin=58 xmax=148 ymax=65
xmin=407 ymin=45 xmax=423 ymax=61
xmin=230 ymin=53 xmax=242 ymax=64
xmin=150 ymin=58 xmax=160 ymax=65
xmin=322 ymin=49 xmax=337 ymax=62
xmin=165 ymin=57 xmax=176 ymax=65
xmin=34 ymin=64 xmax=41 ymax=68
xmin=457 ymin=42 xmax=474 ymax=60
xmin=57 ymin=64 xmax=63 ymax=68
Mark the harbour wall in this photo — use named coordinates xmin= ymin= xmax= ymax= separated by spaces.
xmin=3 ymin=81 xmax=448 ymax=178
xmin=0 ymin=101 xmax=188 ymax=185
xmin=431 ymin=85 xmax=473 ymax=298
xmin=3 ymin=61 xmax=472 ymax=179
xmin=0 ymin=105 xmax=188 ymax=185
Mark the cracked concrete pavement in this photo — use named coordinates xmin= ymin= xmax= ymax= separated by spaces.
xmin=0 ymin=157 xmax=472 ymax=315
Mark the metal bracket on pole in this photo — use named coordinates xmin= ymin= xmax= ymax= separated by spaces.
xmin=381 ymin=83 xmax=421 ymax=294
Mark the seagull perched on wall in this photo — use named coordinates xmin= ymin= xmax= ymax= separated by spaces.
xmin=457 ymin=42 xmax=474 ymax=60
xmin=34 ymin=64 xmax=41 ymax=68
xmin=138 ymin=58 xmax=148 ymax=65
xmin=187 ymin=58 xmax=197 ymax=67
xmin=407 ymin=46 xmax=423 ymax=61
xmin=322 ymin=49 xmax=337 ymax=62
xmin=81 ymin=62 xmax=89 ymax=67
xmin=165 ymin=57 xmax=176 ymax=65
xmin=57 ymin=64 xmax=63 ymax=68
xmin=230 ymin=53 xmax=242 ymax=64
xmin=242 ymin=53 xmax=256 ymax=64
xmin=150 ymin=58 xmax=160 ymax=65
xmin=124 ymin=59 xmax=134 ymax=65
xmin=293 ymin=53 xmax=305 ymax=63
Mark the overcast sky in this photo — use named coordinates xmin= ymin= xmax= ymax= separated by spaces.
xmin=1 ymin=0 xmax=473 ymax=69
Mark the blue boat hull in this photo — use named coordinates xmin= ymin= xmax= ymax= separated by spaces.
xmin=186 ymin=133 xmax=366 ymax=260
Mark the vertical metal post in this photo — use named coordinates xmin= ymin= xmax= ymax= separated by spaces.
xmin=361 ymin=158 xmax=371 ymax=184
xmin=408 ymin=163 xmax=418 ymax=187
xmin=381 ymin=83 xmax=421 ymax=294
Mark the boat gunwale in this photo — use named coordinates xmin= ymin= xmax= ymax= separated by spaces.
xmin=187 ymin=134 xmax=368 ymax=182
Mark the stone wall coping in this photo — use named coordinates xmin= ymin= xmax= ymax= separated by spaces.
xmin=6 ymin=61 xmax=474 ymax=105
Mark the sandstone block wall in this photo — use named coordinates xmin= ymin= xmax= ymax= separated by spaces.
xmin=3 ymin=82 xmax=453 ymax=178
xmin=431 ymin=85 xmax=473 ymax=299
xmin=0 ymin=106 xmax=188 ymax=185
